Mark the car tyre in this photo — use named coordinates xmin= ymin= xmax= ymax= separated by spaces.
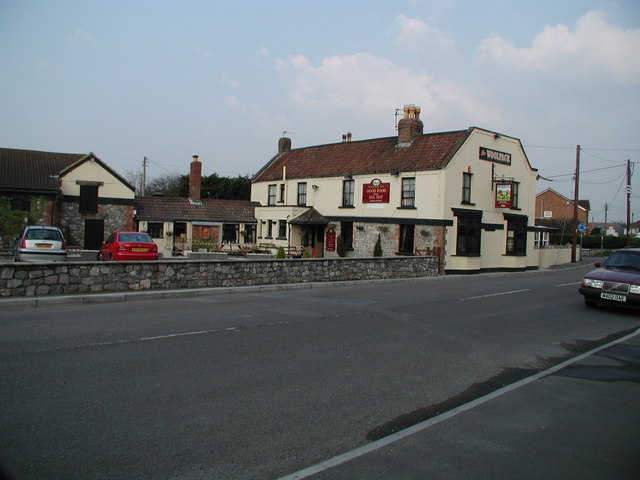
xmin=584 ymin=298 xmax=598 ymax=308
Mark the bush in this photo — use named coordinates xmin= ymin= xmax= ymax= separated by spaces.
xmin=276 ymin=246 xmax=286 ymax=258
xmin=373 ymin=234 xmax=382 ymax=257
xmin=336 ymin=234 xmax=346 ymax=257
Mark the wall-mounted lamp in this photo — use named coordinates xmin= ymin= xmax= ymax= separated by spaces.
xmin=390 ymin=170 xmax=399 ymax=176
xmin=312 ymin=184 xmax=319 ymax=190
xmin=494 ymin=134 xmax=501 ymax=139
xmin=261 ymin=220 xmax=266 ymax=224
xmin=344 ymin=174 xmax=353 ymax=179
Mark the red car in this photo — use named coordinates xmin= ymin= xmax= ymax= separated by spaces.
xmin=579 ymin=248 xmax=640 ymax=309
xmin=99 ymin=232 xmax=159 ymax=261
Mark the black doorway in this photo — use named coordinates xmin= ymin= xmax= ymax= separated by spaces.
xmin=84 ymin=219 xmax=104 ymax=249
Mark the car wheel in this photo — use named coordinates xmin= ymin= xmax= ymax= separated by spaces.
xmin=584 ymin=298 xmax=598 ymax=308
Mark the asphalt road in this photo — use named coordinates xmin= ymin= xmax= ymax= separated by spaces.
xmin=1 ymin=263 xmax=639 ymax=479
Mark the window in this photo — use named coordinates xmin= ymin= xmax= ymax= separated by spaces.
xmin=268 ymin=185 xmax=277 ymax=206
xmin=455 ymin=211 xmax=481 ymax=256
xmin=147 ymin=222 xmax=163 ymax=239
xmin=511 ymin=182 xmax=519 ymax=209
xmin=401 ymin=178 xmax=415 ymax=207
xmin=535 ymin=231 xmax=549 ymax=249
xmin=278 ymin=220 xmax=287 ymax=239
xmin=399 ymin=224 xmax=415 ymax=254
xmin=279 ymin=184 xmax=285 ymax=203
xmin=79 ymin=185 xmax=99 ymax=213
xmin=462 ymin=172 xmax=472 ymax=204
xmin=297 ymin=182 xmax=307 ymax=206
xmin=341 ymin=222 xmax=353 ymax=250
xmin=266 ymin=220 xmax=273 ymax=238
xmin=342 ymin=179 xmax=355 ymax=207
xmin=222 ymin=224 xmax=237 ymax=243
xmin=244 ymin=224 xmax=256 ymax=244
xmin=506 ymin=217 xmax=527 ymax=255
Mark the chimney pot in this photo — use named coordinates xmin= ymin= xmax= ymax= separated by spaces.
xmin=397 ymin=104 xmax=424 ymax=144
xmin=189 ymin=155 xmax=202 ymax=203
xmin=278 ymin=137 xmax=292 ymax=154
xmin=347 ymin=132 xmax=352 ymax=142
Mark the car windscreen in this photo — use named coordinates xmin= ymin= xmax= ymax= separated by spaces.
xmin=118 ymin=233 xmax=152 ymax=243
xmin=604 ymin=252 xmax=640 ymax=269
xmin=25 ymin=229 xmax=62 ymax=241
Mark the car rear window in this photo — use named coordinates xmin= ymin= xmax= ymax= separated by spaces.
xmin=118 ymin=233 xmax=152 ymax=243
xmin=25 ymin=229 xmax=62 ymax=241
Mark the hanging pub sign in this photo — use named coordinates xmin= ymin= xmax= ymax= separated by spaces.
xmin=362 ymin=178 xmax=390 ymax=203
xmin=495 ymin=183 xmax=513 ymax=208
xmin=326 ymin=228 xmax=336 ymax=252
xmin=479 ymin=147 xmax=511 ymax=165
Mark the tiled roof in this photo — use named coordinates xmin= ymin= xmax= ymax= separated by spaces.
xmin=135 ymin=197 xmax=259 ymax=223
xmin=253 ymin=129 xmax=471 ymax=182
xmin=0 ymin=148 xmax=86 ymax=193
xmin=289 ymin=207 xmax=329 ymax=225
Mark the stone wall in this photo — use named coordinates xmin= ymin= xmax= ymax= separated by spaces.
xmin=0 ymin=256 xmax=439 ymax=297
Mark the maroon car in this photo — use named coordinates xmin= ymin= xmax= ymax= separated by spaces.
xmin=99 ymin=232 xmax=159 ymax=261
xmin=579 ymin=248 xmax=640 ymax=309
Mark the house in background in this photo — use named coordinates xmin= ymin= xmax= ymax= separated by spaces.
xmin=0 ymin=148 xmax=135 ymax=248
xmin=535 ymin=188 xmax=590 ymax=228
xmin=251 ymin=105 xmax=540 ymax=274
xmin=134 ymin=156 xmax=259 ymax=256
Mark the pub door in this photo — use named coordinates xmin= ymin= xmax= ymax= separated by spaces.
xmin=84 ymin=219 xmax=104 ymax=249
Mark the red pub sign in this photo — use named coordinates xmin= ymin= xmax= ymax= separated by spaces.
xmin=325 ymin=228 xmax=336 ymax=251
xmin=362 ymin=179 xmax=390 ymax=203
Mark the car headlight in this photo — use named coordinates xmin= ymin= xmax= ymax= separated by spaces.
xmin=630 ymin=284 xmax=640 ymax=295
xmin=582 ymin=278 xmax=604 ymax=289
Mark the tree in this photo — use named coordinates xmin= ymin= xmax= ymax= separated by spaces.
xmin=336 ymin=234 xmax=346 ymax=257
xmin=146 ymin=173 xmax=186 ymax=197
xmin=0 ymin=196 xmax=45 ymax=247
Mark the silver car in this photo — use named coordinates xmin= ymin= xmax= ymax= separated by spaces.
xmin=14 ymin=225 xmax=67 ymax=262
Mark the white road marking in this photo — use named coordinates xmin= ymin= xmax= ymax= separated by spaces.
xmin=277 ymin=327 xmax=640 ymax=480
xmin=555 ymin=282 xmax=580 ymax=287
xmin=460 ymin=289 xmax=531 ymax=301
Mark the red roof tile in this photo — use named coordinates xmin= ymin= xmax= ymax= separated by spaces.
xmin=253 ymin=130 xmax=471 ymax=182
xmin=135 ymin=197 xmax=259 ymax=223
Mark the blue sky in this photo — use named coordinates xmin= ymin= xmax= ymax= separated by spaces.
xmin=2 ymin=0 xmax=639 ymax=223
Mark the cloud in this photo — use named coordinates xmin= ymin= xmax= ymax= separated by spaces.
xmin=66 ymin=29 xmax=95 ymax=48
xmin=195 ymin=45 xmax=212 ymax=58
xmin=275 ymin=52 xmax=502 ymax=126
xmin=478 ymin=10 xmax=640 ymax=84
xmin=395 ymin=13 xmax=456 ymax=53
xmin=219 ymin=72 xmax=238 ymax=88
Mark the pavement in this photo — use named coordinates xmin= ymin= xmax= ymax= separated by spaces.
xmin=279 ymin=330 xmax=640 ymax=480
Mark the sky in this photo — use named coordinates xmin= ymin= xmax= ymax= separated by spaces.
xmin=1 ymin=0 xmax=639 ymax=224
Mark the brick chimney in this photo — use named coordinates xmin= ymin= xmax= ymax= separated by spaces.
xmin=278 ymin=136 xmax=292 ymax=154
xmin=397 ymin=105 xmax=423 ymax=144
xmin=189 ymin=155 xmax=202 ymax=204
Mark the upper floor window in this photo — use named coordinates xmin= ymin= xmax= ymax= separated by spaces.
xmin=342 ymin=179 xmax=355 ymax=207
xmin=401 ymin=178 xmax=415 ymax=207
xmin=511 ymin=182 xmax=519 ymax=209
xmin=297 ymin=182 xmax=307 ymax=206
xmin=462 ymin=172 xmax=472 ymax=204
xmin=279 ymin=184 xmax=285 ymax=203
xmin=79 ymin=185 xmax=99 ymax=213
xmin=268 ymin=185 xmax=277 ymax=206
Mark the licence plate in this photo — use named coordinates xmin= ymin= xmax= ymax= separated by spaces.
xmin=601 ymin=292 xmax=626 ymax=302
xmin=131 ymin=247 xmax=147 ymax=252
xmin=36 ymin=244 xmax=52 ymax=249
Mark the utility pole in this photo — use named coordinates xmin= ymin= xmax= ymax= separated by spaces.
xmin=571 ymin=145 xmax=580 ymax=262
xmin=601 ymin=203 xmax=607 ymax=252
xmin=626 ymin=158 xmax=632 ymax=246
xmin=142 ymin=157 xmax=148 ymax=197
